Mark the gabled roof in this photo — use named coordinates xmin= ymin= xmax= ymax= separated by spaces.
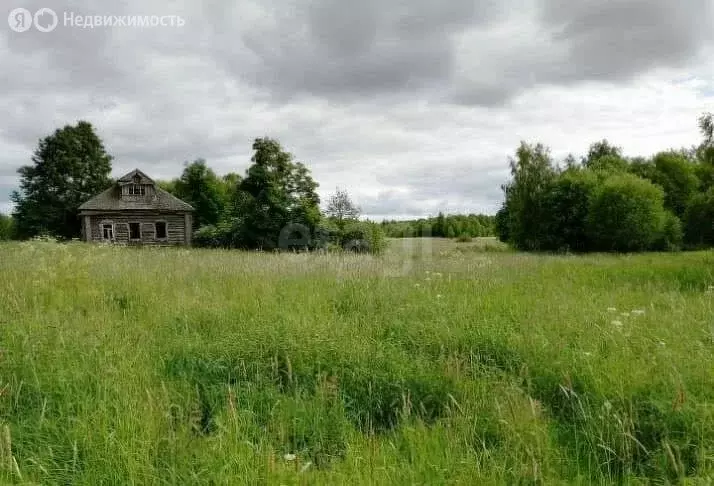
xmin=78 ymin=169 xmax=194 ymax=213
xmin=117 ymin=168 xmax=155 ymax=185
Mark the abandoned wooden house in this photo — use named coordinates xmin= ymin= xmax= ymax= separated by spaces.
xmin=78 ymin=169 xmax=194 ymax=246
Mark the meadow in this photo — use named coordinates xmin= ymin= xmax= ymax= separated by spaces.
xmin=0 ymin=238 xmax=713 ymax=485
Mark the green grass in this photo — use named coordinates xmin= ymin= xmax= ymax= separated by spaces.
xmin=0 ymin=238 xmax=713 ymax=484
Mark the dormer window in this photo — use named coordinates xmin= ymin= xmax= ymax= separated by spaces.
xmin=128 ymin=184 xmax=145 ymax=196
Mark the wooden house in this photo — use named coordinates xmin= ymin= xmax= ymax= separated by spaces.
xmin=78 ymin=169 xmax=194 ymax=246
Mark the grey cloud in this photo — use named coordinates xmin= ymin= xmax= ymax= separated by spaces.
xmin=0 ymin=0 xmax=712 ymax=218
xmin=540 ymin=0 xmax=714 ymax=82
xmin=234 ymin=0 xmax=503 ymax=101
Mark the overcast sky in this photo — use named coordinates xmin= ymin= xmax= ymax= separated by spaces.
xmin=2 ymin=0 xmax=713 ymax=219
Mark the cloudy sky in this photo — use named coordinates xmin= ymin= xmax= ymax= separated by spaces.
xmin=2 ymin=0 xmax=713 ymax=219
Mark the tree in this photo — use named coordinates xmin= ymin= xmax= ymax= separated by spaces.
xmin=173 ymin=159 xmax=225 ymax=229
xmin=235 ymin=138 xmax=321 ymax=250
xmin=0 ymin=213 xmax=14 ymax=240
xmin=325 ymin=188 xmax=360 ymax=230
xmin=12 ymin=121 xmax=113 ymax=239
xmin=587 ymin=173 xmax=667 ymax=252
xmin=683 ymin=188 xmax=714 ymax=247
xmin=540 ymin=168 xmax=599 ymax=252
xmin=698 ymin=112 xmax=713 ymax=147
xmin=649 ymin=151 xmax=699 ymax=219
xmin=696 ymin=113 xmax=714 ymax=191
xmin=495 ymin=206 xmax=510 ymax=243
xmin=499 ymin=142 xmax=556 ymax=250
xmin=653 ymin=211 xmax=683 ymax=252
xmin=589 ymin=154 xmax=630 ymax=175
xmin=584 ymin=139 xmax=623 ymax=167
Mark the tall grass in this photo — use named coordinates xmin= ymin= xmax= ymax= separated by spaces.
xmin=0 ymin=239 xmax=712 ymax=484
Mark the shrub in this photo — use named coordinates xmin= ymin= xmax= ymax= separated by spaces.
xmin=339 ymin=220 xmax=387 ymax=255
xmin=0 ymin=213 xmax=14 ymax=241
xmin=653 ymin=211 xmax=684 ymax=252
xmin=455 ymin=234 xmax=472 ymax=243
xmin=193 ymin=224 xmax=232 ymax=248
xmin=587 ymin=174 xmax=667 ymax=252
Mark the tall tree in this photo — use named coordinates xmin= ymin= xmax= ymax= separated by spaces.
xmin=173 ymin=159 xmax=225 ymax=229
xmin=11 ymin=121 xmax=113 ymax=239
xmin=498 ymin=142 xmax=556 ymax=250
xmin=325 ymin=188 xmax=360 ymax=230
xmin=236 ymin=138 xmax=321 ymax=249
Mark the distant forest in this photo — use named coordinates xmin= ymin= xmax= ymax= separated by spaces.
xmin=380 ymin=213 xmax=496 ymax=238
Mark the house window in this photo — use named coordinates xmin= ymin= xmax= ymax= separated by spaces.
xmin=155 ymin=221 xmax=167 ymax=239
xmin=102 ymin=223 xmax=114 ymax=241
xmin=128 ymin=184 xmax=145 ymax=196
xmin=129 ymin=222 xmax=141 ymax=240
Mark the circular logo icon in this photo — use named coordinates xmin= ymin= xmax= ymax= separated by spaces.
xmin=8 ymin=7 xmax=32 ymax=32
xmin=33 ymin=7 xmax=58 ymax=33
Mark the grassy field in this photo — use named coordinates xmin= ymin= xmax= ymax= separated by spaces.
xmin=0 ymin=238 xmax=713 ymax=485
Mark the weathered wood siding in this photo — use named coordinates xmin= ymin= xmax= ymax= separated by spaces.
xmin=86 ymin=212 xmax=190 ymax=246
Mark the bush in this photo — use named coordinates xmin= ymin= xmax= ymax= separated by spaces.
xmin=683 ymin=188 xmax=714 ymax=248
xmin=192 ymin=220 xmax=242 ymax=248
xmin=0 ymin=213 xmax=16 ymax=241
xmin=540 ymin=169 xmax=600 ymax=252
xmin=456 ymin=234 xmax=472 ymax=243
xmin=587 ymin=174 xmax=667 ymax=252
xmin=340 ymin=220 xmax=387 ymax=254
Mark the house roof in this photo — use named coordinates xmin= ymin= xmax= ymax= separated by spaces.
xmin=117 ymin=168 xmax=155 ymax=185
xmin=78 ymin=170 xmax=194 ymax=213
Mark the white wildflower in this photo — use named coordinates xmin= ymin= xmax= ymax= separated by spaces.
xmin=414 ymin=283 xmax=420 ymax=288
xmin=607 ymin=307 xmax=617 ymax=312
xmin=425 ymin=277 xmax=431 ymax=282
xmin=621 ymin=312 xmax=630 ymax=318
xmin=658 ymin=341 xmax=666 ymax=347
xmin=631 ymin=309 xmax=645 ymax=316
xmin=611 ymin=321 xmax=623 ymax=327
xmin=436 ymin=294 xmax=443 ymax=299
xmin=284 ymin=453 xmax=297 ymax=461
xmin=583 ymin=352 xmax=592 ymax=357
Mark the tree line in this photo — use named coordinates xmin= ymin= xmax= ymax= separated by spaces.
xmin=496 ymin=113 xmax=714 ymax=252
xmin=380 ymin=213 xmax=496 ymax=239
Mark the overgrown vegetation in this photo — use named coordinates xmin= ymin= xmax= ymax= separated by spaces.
xmin=0 ymin=239 xmax=712 ymax=484
xmin=497 ymin=114 xmax=714 ymax=252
